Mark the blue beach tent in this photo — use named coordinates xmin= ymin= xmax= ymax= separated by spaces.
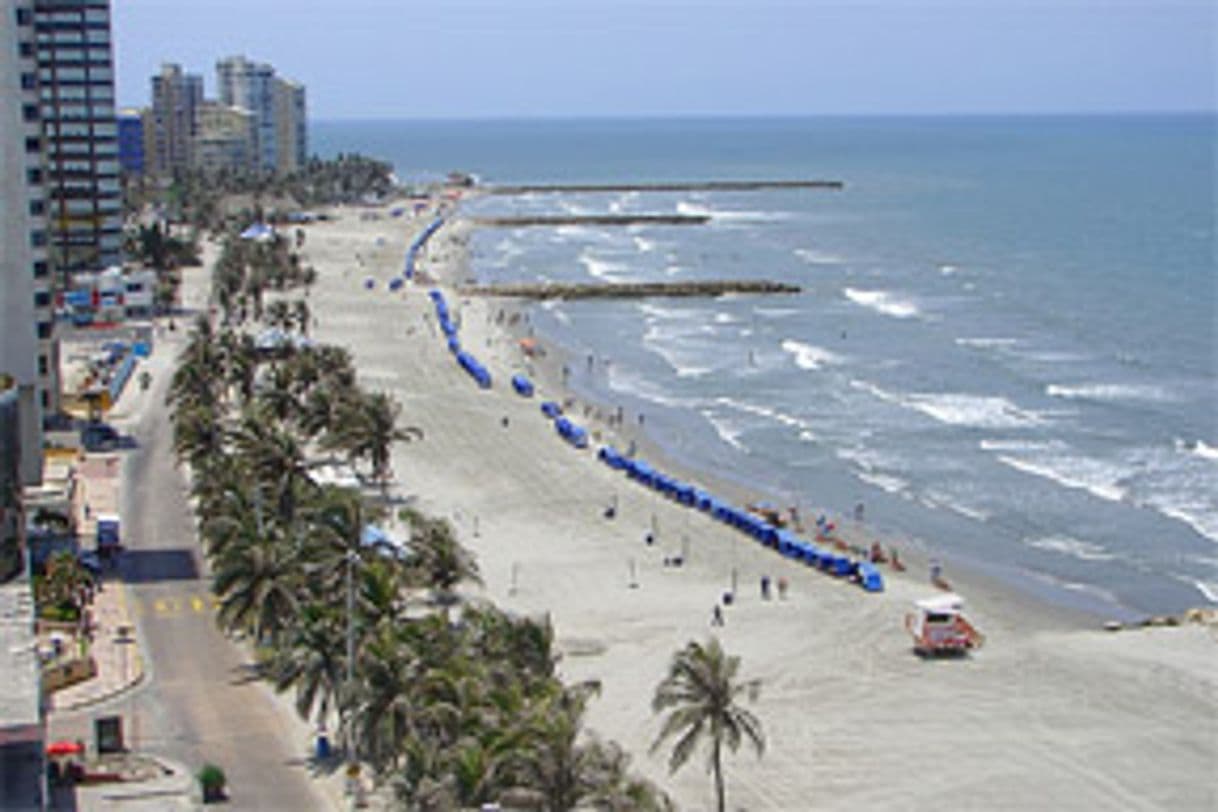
xmin=541 ymin=401 xmax=562 ymax=419
xmin=857 ymin=563 xmax=884 ymax=592
xmin=511 ymin=374 xmax=535 ymax=397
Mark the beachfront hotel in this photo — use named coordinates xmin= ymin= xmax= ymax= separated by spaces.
xmin=30 ymin=0 xmax=121 ymax=277
xmin=216 ymin=54 xmax=307 ymax=174
xmin=3 ymin=0 xmax=57 ymax=468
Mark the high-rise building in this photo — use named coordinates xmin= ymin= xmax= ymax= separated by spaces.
xmin=216 ymin=55 xmax=306 ymax=174
xmin=116 ymin=106 xmax=144 ymax=174
xmin=2 ymin=0 xmax=48 ymax=484
xmin=192 ymin=100 xmax=254 ymax=174
xmin=148 ymin=62 xmax=202 ymax=175
xmin=273 ymin=77 xmax=306 ymax=174
xmin=216 ymin=55 xmax=276 ymax=172
xmin=32 ymin=0 xmax=121 ymax=276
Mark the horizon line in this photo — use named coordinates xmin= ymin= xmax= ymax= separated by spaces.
xmin=308 ymin=109 xmax=1218 ymax=124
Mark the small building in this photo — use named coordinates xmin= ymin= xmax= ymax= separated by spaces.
xmin=117 ymin=108 xmax=147 ymax=176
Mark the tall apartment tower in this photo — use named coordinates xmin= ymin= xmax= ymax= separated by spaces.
xmin=2 ymin=0 xmax=49 ymax=484
xmin=149 ymin=62 xmax=202 ymax=175
xmin=273 ymin=77 xmax=305 ymax=174
xmin=216 ymin=55 xmax=276 ymax=172
xmin=32 ymin=0 xmax=121 ymax=276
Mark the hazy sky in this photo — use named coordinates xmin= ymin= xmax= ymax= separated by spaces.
xmin=113 ymin=0 xmax=1216 ymax=119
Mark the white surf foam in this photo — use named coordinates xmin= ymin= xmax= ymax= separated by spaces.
xmin=905 ymin=393 xmax=1046 ymax=429
xmin=780 ymin=339 xmax=842 ymax=371
xmin=858 ymin=471 xmax=910 ymax=496
xmin=1191 ymin=441 xmax=1218 ymax=462
xmin=994 ymin=453 xmax=1128 ymax=504
xmin=1026 ymin=535 xmax=1116 ymax=562
xmin=606 ymin=366 xmax=693 ymax=409
xmin=1192 ymin=579 xmax=1218 ymax=603
xmin=920 ymin=490 xmax=992 ymax=522
xmin=852 ymin=381 xmax=1044 ymax=429
xmin=1046 ymin=383 xmax=1177 ymax=403
xmin=714 ymin=396 xmax=817 ymax=436
xmin=938 ymin=263 xmax=960 ymax=275
xmin=794 ymin=248 xmax=843 ymax=265
xmin=843 ymin=288 xmax=920 ymax=319
xmin=676 ymin=200 xmax=786 ymax=223
xmin=701 ymin=408 xmax=747 ymax=451
xmin=956 ymin=337 xmax=1020 ymax=350
xmin=578 ymin=249 xmax=628 ymax=282
xmin=713 ymin=312 xmax=740 ymax=325
xmin=632 ymin=236 xmax=657 ymax=253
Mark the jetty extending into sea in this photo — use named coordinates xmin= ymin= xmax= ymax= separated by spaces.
xmin=472 ymin=214 xmax=708 ymax=227
xmin=484 ymin=179 xmax=844 ymax=194
xmin=460 ymin=280 xmax=801 ymax=300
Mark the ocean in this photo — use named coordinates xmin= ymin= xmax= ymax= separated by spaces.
xmin=313 ymin=115 xmax=1217 ymax=620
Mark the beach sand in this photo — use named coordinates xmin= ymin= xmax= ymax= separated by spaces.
xmin=211 ymin=206 xmax=1216 ymax=810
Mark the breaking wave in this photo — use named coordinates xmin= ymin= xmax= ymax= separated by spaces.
xmin=843 ymin=288 xmax=921 ymax=319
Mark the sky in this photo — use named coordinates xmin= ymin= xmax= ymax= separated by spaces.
xmin=113 ymin=0 xmax=1216 ymax=119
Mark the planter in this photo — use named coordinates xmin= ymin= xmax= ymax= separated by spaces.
xmin=197 ymin=763 xmax=226 ymax=804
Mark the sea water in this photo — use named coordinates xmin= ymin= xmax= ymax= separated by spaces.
xmin=314 ymin=115 xmax=1217 ymax=619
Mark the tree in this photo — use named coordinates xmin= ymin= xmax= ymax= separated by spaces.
xmin=399 ymin=508 xmax=481 ymax=601
xmin=651 ymin=637 xmax=765 ymax=812
xmin=508 ymin=681 xmax=607 ymax=812
xmin=212 ymin=529 xmax=302 ymax=646
xmin=324 ymin=391 xmax=421 ymax=489
xmin=267 ymin=602 xmax=345 ymax=725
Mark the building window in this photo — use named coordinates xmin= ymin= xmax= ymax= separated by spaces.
xmin=41 ymin=390 xmax=50 ymax=410
xmin=20 ymin=40 xmax=34 ymax=57
xmin=34 ymin=291 xmax=51 ymax=308
xmin=38 ymin=355 xmax=49 ymax=377
xmin=25 ymin=135 xmax=40 ymax=153
xmin=21 ymin=72 xmax=37 ymax=90
xmin=22 ymin=103 xmax=38 ymax=122
xmin=15 ymin=7 xmax=32 ymax=26
xmin=37 ymin=321 xmax=53 ymax=340
xmin=29 ymin=199 xmax=45 ymax=217
xmin=31 ymin=230 xmax=47 ymax=248
xmin=33 ymin=261 xmax=48 ymax=278
xmin=27 ymin=167 xmax=42 ymax=185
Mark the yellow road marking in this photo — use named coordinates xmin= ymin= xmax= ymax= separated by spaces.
xmin=191 ymin=596 xmax=205 ymax=613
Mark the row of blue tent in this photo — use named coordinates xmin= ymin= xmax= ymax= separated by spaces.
xmin=596 ymin=445 xmax=883 ymax=592
xmin=429 ymin=288 xmax=492 ymax=388
xmin=404 ymin=217 xmax=445 ymax=279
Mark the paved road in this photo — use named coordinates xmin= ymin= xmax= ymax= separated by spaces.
xmin=51 ymin=360 xmax=329 ymax=811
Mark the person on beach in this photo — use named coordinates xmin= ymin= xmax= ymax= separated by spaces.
xmin=777 ymin=576 xmax=788 ymax=599
xmin=930 ymin=558 xmax=943 ymax=583
xmin=760 ymin=575 xmax=771 ymax=600
xmin=712 ymin=604 xmax=724 ymax=626
xmin=854 ymin=502 xmax=865 ymax=522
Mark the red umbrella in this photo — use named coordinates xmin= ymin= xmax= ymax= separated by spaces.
xmin=46 ymin=740 xmax=83 ymax=757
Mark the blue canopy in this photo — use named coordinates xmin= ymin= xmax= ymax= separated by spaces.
xmin=541 ymin=401 xmax=562 ymax=419
xmin=511 ymin=374 xmax=534 ymax=397
xmin=857 ymin=563 xmax=884 ymax=592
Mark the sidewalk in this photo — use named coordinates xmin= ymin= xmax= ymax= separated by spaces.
xmin=48 ymin=578 xmax=143 ymax=713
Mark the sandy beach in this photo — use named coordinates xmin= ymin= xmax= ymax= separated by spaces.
xmin=198 ymin=204 xmax=1216 ymax=810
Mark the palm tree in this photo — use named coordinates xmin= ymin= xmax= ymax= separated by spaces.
xmin=324 ymin=391 xmax=422 ymax=489
xmin=399 ymin=508 xmax=481 ymax=602
xmin=651 ymin=637 xmax=765 ymax=812
xmin=212 ymin=529 xmax=302 ymax=646
xmin=508 ymin=681 xmax=607 ymax=812
xmin=266 ymin=602 xmax=345 ymax=726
